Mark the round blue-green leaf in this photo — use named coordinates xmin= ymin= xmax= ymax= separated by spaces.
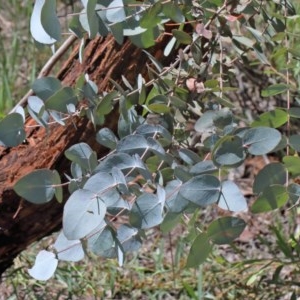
xmin=32 ymin=77 xmax=62 ymax=101
xmin=251 ymin=109 xmax=288 ymax=128
xmin=186 ymin=233 xmax=212 ymax=268
xmin=63 ymin=189 xmax=107 ymax=240
xmin=289 ymin=135 xmax=300 ymax=152
xmin=88 ymin=226 xmax=117 ymax=258
xmin=253 ymin=163 xmax=286 ymax=194
xmin=207 ymin=217 xmax=246 ymax=245
xmin=30 ymin=0 xmax=58 ymax=44
xmin=289 ymin=107 xmax=300 ymax=119
xmin=251 ymin=185 xmax=288 ymax=213
xmin=116 ymin=134 xmax=149 ymax=155
xmin=41 ymin=0 xmax=61 ymax=41
xmin=65 ymin=143 xmax=97 ymax=172
xmin=45 ymin=87 xmax=78 ymax=113
xmin=117 ymin=224 xmax=142 ymax=253
xmin=86 ymin=0 xmax=98 ymax=38
xmin=14 ymin=169 xmax=58 ymax=204
xmin=28 ymin=250 xmax=58 ymax=281
xmin=194 ymin=111 xmax=216 ymax=133
xmin=110 ymin=22 xmax=124 ymax=44
xmin=179 ymin=175 xmax=220 ymax=207
xmin=0 ymin=113 xmax=25 ymax=147
xmin=243 ymin=127 xmax=281 ymax=155
xmin=212 ymin=136 xmax=245 ymax=167
xmin=96 ymin=128 xmax=118 ymax=150
xmin=288 ymin=183 xmax=300 ymax=203
xmin=178 ymin=149 xmax=201 ymax=165
xmin=190 ymin=160 xmax=217 ymax=175
xmin=219 ymin=181 xmax=248 ymax=212
xmin=130 ymin=193 xmax=164 ymax=229
xmin=106 ymin=0 xmax=126 ymax=23
xmin=54 ymin=231 xmax=84 ymax=262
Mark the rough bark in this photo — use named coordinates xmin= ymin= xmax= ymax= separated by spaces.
xmin=0 ymin=34 xmax=173 ymax=274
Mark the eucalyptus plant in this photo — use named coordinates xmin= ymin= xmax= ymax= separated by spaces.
xmin=1 ymin=0 xmax=299 ymax=281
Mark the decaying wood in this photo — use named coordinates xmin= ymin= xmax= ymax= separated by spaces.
xmin=0 ymin=34 xmax=174 ymax=274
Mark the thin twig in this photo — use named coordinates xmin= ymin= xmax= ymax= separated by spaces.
xmin=10 ymin=34 xmax=77 ymax=112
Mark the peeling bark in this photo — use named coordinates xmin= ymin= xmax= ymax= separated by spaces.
xmin=0 ymin=34 xmax=173 ymax=274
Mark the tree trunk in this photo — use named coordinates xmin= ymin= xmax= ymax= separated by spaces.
xmin=0 ymin=34 xmax=173 ymax=274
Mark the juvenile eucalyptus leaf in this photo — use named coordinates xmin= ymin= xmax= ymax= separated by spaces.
xmin=213 ymin=108 xmax=234 ymax=129
xmin=194 ymin=111 xmax=217 ymax=133
xmin=179 ymin=175 xmax=220 ymax=207
xmin=253 ymin=163 xmax=286 ymax=194
xmin=242 ymin=127 xmax=281 ymax=155
xmin=219 ymin=181 xmax=248 ymax=212
xmin=53 ymin=170 xmax=63 ymax=203
xmin=32 ymin=77 xmax=62 ymax=101
xmin=186 ymin=233 xmax=212 ymax=268
xmin=251 ymin=185 xmax=289 ymax=213
xmin=96 ymin=91 xmax=117 ymax=116
xmin=30 ymin=0 xmax=58 ymax=44
xmin=207 ymin=217 xmax=246 ymax=245
xmin=165 ymin=179 xmax=190 ymax=213
xmin=289 ymin=135 xmax=300 ymax=152
xmin=13 ymin=106 xmax=25 ymax=122
xmin=178 ymin=149 xmax=201 ymax=165
xmin=0 ymin=113 xmax=25 ymax=147
xmin=65 ymin=143 xmax=97 ymax=172
xmin=28 ymin=250 xmax=58 ymax=281
xmin=288 ymin=183 xmax=300 ymax=203
xmin=147 ymin=137 xmax=166 ymax=158
xmin=110 ymin=22 xmax=124 ymax=44
xmin=63 ymin=189 xmax=106 ymax=240
xmin=28 ymin=96 xmax=45 ymax=114
xmin=117 ymin=224 xmax=142 ymax=253
xmin=112 ymin=167 xmax=128 ymax=194
xmin=96 ymin=128 xmax=118 ymax=149
xmin=212 ymin=136 xmax=245 ymax=168
xmin=190 ymin=160 xmax=218 ymax=175
xmin=14 ymin=169 xmax=58 ymax=204
xmin=41 ymin=0 xmax=61 ymax=41
xmin=136 ymin=124 xmax=172 ymax=142
xmin=88 ymin=226 xmax=117 ymax=258
xmin=45 ymin=87 xmax=78 ymax=113
xmin=106 ymin=0 xmax=126 ymax=23
xmin=174 ymin=166 xmax=193 ymax=182
xmin=289 ymin=107 xmax=300 ymax=118
xmin=84 ymin=172 xmax=130 ymax=209
xmin=54 ymin=231 xmax=84 ymax=262
xmin=130 ymin=191 xmax=165 ymax=229
xmin=117 ymin=134 xmax=149 ymax=156
xmin=86 ymin=0 xmax=98 ymax=38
